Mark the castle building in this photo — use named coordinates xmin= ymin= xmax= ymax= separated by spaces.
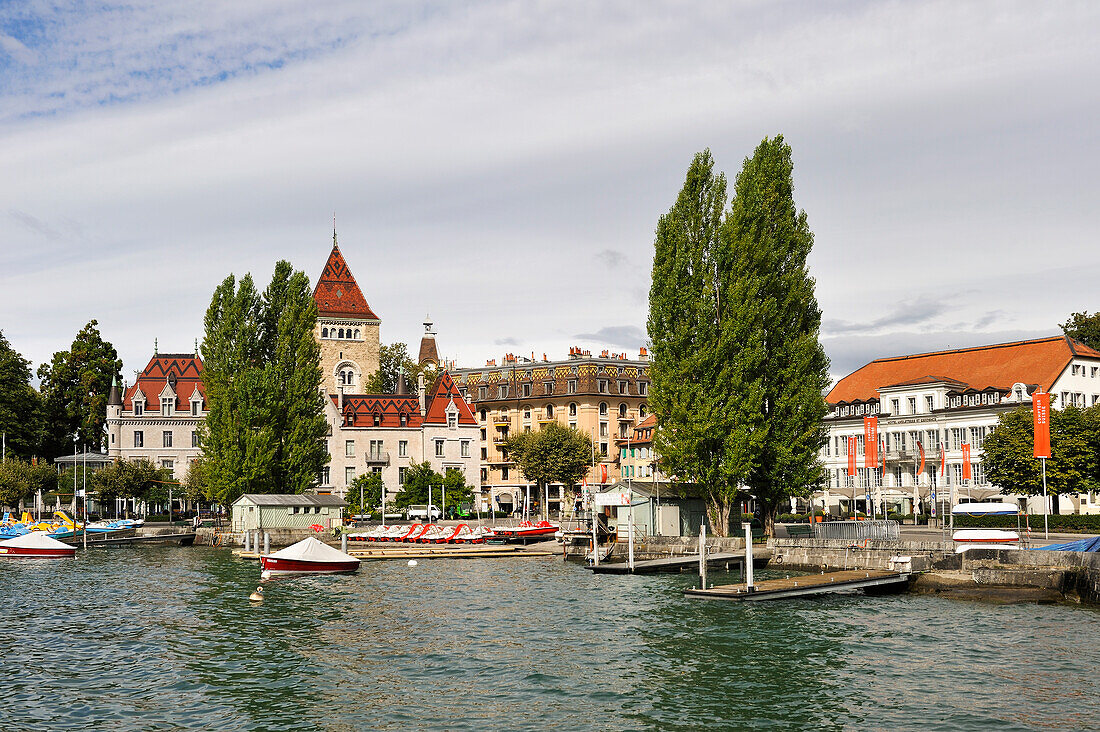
xmin=312 ymin=239 xmax=480 ymax=499
xmin=107 ymin=351 xmax=206 ymax=481
xmin=821 ymin=335 xmax=1100 ymax=516
xmin=450 ymin=348 xmax=651 ymax=515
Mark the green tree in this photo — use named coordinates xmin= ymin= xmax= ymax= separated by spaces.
xmin=983 ymin=405 xmax=1100 ymax=514
xmin=648 ymin=139 xmax=830 ymax=537
xmin=199 ymin=262 xmax=329 ymax=506
xmin=363 ymin=342 xmax=435 ymax=394
xmin=346 ymin=472 xmax=383 ymax=516
xmin=36 ymin=320 xmax=122 ymax=458
xmin=0 ymin=458 xmax=53 ymax=510
xmin=91 ymin=458 xmax=172 ymax=506
xmin=647 ymin=149 xmax=735 ymax=533
xmin=1061 ymin=311 xmax=1100 ymax=351
xmin=723 ymin=136 xmax=831 ymax=536
xmin=0 ymin=331 xmax=41 ymax=460
xmin=391 ymin=461 xmax=472 ymax=512
xmin=503 ymin=422 xmax=594 ymax=519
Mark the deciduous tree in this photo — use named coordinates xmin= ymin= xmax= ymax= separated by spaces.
xmin=1061 ymin=311 xmax=1100 ymax=351
xmin=0 ymin=331 xmax=41 ymax=460
xmin=346 ymin=472 xmax=383 ymax=516
xmin=0 ymin=458 xmax=54 ymax=510
xmin=503 ymin=422 xmax=593 ymax=519
xmin=36 ymin=320 xmax=122 ymax=458
xmin=363 ymin=342 xmax=435 ymax=394
xmin=391 ymin=461 xmax=472 ymax=512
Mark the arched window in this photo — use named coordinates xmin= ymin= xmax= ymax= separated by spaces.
xmin=545 ymin=404 xmax=554 ymax=418
xmin=354 ymin=329 xmax=360 ymax=339
xmin=480 ymin=408 xmax=487 ymax=421
xmin=338 ymin=328 xmax=345 ymax=339
xmin=322 ymin=327 xmax=329 ymax=338
xmin=639 ymin=404 xmax=647 ymax=418
xmin=618 ymin=403 xmax=627 ymax=417
xmin=599 ymin=402 xmax=608 ymax=416
xmin=569 ymin=403 xmax=577 ymax=416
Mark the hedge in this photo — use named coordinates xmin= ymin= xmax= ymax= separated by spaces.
xmin=954 ymin=513 xmax=1100 ymax=533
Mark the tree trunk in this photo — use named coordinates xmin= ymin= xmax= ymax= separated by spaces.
xmin=761 ymin=500 xmax=778 ymax=538
xmin=705 ymin=494 xmax=732 ymax=537
xmin=1052 ymin=493 xmax=1061 ymax=515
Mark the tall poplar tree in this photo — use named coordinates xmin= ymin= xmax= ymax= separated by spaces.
xmin=722 ymin=136 xmax=830 ymax=535
xmin=648 ymin=138 xmax=830 ymax=536
xmin=648 ymin=150 xmax=739 ymax=532
xmin=199 ymin=262 xmax=328 ymax=506
xmin=0 ymin=331 xmax=41 ymax=460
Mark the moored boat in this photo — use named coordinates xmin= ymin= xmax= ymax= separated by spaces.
xmin=0 ymin=532 xmax=77 ymax=558
xmin=951 ymin=502 xmax=1019 ymax=517
xmin=259 ymin=537 xmax=360 ymax=578
xmin=952 ymin=528 xmax=1020 ymax=553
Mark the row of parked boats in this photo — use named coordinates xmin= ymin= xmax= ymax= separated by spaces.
xmin=0 ymin=511 xmax=144 ymax=541
xmin=346 ymin=520 xmax=560 ymax=544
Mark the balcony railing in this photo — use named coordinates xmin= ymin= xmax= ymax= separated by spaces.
xmin=365 ymin=451 xmax=390 ymax=465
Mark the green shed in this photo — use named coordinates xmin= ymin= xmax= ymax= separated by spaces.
xmin=230 ymin=494 xmax=347 ymax=533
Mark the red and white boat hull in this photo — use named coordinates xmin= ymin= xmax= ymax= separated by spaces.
xmin=0 ymin=544 xmax=76 ymax=558
xmin=259 ymin=556 xmax=360 ymax=577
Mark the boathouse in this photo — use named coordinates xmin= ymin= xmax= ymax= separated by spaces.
xmin=231 ymin=494 xmax=347 ymax=533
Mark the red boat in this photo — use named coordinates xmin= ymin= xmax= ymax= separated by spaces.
xmin=259 ymin=537 xmax=360 ymax=578
xmin=0 ymin=532 xmax=77 ymax=558
xmin=493 ymin=521 xmax=559 ymax=541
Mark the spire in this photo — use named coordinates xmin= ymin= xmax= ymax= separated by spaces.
xmin=396 ymin=365 xmax=408 ymax=395
xmin=418 ymin=314 xmax=439 ymax=367
xmin=194 ymin=338 xmax=199 ymax=358
xmin=154 ymin=338 xmax=158 ymax=355
xmin=312 ymin=236 xmax=379 ymax=320
xmin=333 ymin=211 xmax=338 ymax=248
xmin=108 ymin=375 xmax=122 ymax=406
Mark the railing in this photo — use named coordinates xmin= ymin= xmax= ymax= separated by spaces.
xmin=884 ymin=450 xmax=914 ymax=463
xmin=813 ymin=519 xmax=899 ymax=541
xmin=365 ymin=451 xmax=389 ymax=465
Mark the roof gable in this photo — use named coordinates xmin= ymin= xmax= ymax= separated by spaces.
xmin=124 ymin=354 xmax=204 ymax=411
xmin=313 ymin=243 xmax=379 ymax=320
xmin=335 ymin=395 xmax=423 ymax=428
xmin=828 ymin=336 xmax=1100 ymax=404
xmin=423 ymin=372 xmax=477 ymax=425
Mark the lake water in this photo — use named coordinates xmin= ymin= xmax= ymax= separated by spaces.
xmin=2 ymin=546 xmax=1099 ymax=731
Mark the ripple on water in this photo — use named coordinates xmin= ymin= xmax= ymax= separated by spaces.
xmin=3 ymin=549 xmax=1100 ymax=731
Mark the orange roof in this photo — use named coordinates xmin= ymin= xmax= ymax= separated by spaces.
xmin=124 ymin=354 xmax=204 ymax=411
xmin=423 ymin=372 xmax=477 ymax=426
xmin=336 ymin=395 xmax=422 ymax=428
xmin=312 ymin=242 xmax=379 ymax=320
xmin=828 ymin=336 xmax=1100 ymax=404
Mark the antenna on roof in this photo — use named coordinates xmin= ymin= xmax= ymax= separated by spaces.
xmin=194 ymin=338 xmax=199 ymax=357
xmin=154 ymin=338 xmax=158 ymax=355
xmin=333 ymin=211 xmax=337 ymax=247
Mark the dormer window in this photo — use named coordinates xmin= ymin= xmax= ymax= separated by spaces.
xmin=134 ymin=400 xmax=144 ymax=416
xmin=447 ymin=410 xmax=458 ymax=428
xmin=191 ymin=398 xmax=201 ymax=416
xmin=400 ymin=413 xmax=408 ymax=427
xmin=161 ymin=397 xmax=173 ymax=416
xmin=373 ymin=413 xmax=381 ymax=427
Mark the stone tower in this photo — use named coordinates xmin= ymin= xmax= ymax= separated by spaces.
xmin=312 ymin=233 xmax=381 ymax=393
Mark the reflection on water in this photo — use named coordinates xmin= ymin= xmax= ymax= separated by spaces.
xmin=2 ymin=547 xmax=1099 ymax=731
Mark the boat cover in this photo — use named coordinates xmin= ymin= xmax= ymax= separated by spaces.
xmin=1034 ymin=536 xmax=1100 ymax=552
xmin=0 ymin=531 xmax=74 ymax=550
xmin=266 ymin=536 xmax=357 ymax=563
xmin=952 ymin=502 xmax=1019 ymax=516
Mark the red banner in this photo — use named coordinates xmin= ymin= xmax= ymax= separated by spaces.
xmin=917 ymin=440 xmax=926 ymax=474
xmin=940 ymin=443 xmax=946 ymax=475
xmin=1033 ymin=391 xmax=1051 ymax=458
xmin=847 ymin=435 xmax=857 ymax=477
xmin=863 ymin=416 xmax=878 ymax=468
xmin=961 ymin=443 xmax=972 ymax=480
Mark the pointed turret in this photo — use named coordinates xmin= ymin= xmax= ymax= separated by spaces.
xmin=108 ymin=375 xmax=122 ymax=407
xmin=418 ymin=314 xmax=439 ymax=367
xmin=312 ymin=239 xmax=379 ymax=320
xmin=396 ymin=365 xmax=408 ymax=395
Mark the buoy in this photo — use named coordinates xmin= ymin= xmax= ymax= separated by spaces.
xmin=249 ymin=586 xmax=264 ymax=602
xmin=408 ymin=560 xmax=418 ymax=567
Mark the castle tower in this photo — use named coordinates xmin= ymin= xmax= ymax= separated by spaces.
xmin=418 ymin=314 xmax=439 ymax=368
xmin=313 ymin=233 xmax=381 ymax=393
xmin=106 ymin=374 xmax=122 ymax=458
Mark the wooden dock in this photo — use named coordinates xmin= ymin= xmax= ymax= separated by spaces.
xmin=590 ymin=552 xmax=747 ymax=575
xmin=684 ymin=569 xmax=911 ymax=601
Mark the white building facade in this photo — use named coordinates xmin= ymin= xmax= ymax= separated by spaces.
xmin=820 ymin=336 xmax=1100 ymax=516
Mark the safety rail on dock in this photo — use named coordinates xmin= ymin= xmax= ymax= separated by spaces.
xmin=812 ymin=520 xmax=900 ymax=542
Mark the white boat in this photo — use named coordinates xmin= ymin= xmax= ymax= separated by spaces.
xmin=260 ymin=537 xmax=360 ymax=578
xmin=0 ymin=532 xmax=77 ymax=558
xmin=952 ymin=502 xmax=1019 ymax=516
xmin=952 ymin=528 xmax=1021 ymax=553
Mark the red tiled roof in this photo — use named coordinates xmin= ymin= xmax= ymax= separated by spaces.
xmin=312 ymin=243 xmax=379 ymax=320
xmin=124 ymin=354 xmax=204 ymax=411
xmin=828 ymin=336 xmax=1100 ymax=404
xmin=336 ymin=395 xmax=423 ymax=428
xmin=423 ymin=372 xmax=477 ymax=426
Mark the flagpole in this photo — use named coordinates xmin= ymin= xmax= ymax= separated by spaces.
xmin=1041 ymin=457 xmax=1048 ymax=539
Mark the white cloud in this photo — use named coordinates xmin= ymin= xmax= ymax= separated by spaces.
xmin=1 ymin=1 xmax=1098 ymax=382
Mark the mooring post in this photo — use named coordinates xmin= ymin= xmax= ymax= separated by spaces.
xmin=699 ymin=524 xmax=707 ymax=588
xmin=263 ymin=532 xmax=270 ymax=555
xmin=744 ymin=522 xmax=754 ymax=590
xmin=341 ymin=532 xmax=348 ymax=554
xmin=592 ymin=508 xmax=599 ymax=567
xmin=243 ymin=530 xmax=250 ymax=552
xmin=627 ymin=500 xmax=635 ymax=572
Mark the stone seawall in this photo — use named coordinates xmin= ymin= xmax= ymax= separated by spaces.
xmin=770 ymin=538 xmax=948 ymax=572
xmin=195 ymin=527 xmax=331 ymax=548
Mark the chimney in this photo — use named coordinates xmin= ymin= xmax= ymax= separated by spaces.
xmin=338 ymin=385 xmax=344 ymax=412
xmin=418 ymin=373 xmax=427 ymax=416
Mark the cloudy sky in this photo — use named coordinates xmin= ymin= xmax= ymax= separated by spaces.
xmin=2 ymin=1 xmax=1098 ymax=385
